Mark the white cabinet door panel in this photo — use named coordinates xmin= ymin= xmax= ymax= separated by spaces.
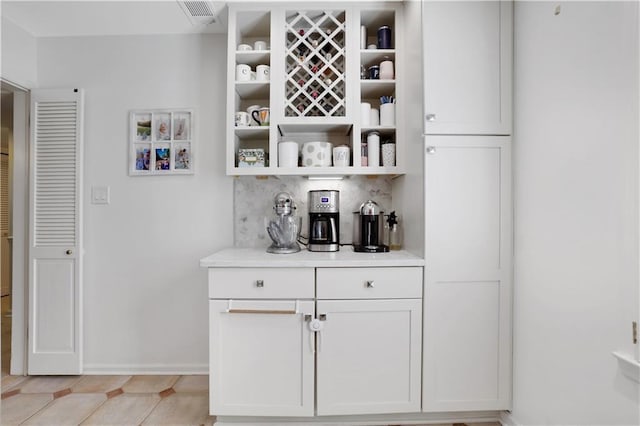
xmin=316 ymin=299 xmax=422 ymax=415
xmin=209 ymin=300 xmax=315 ymax=417
xmin=423 ymin=135 xmax=512 ymax=411
xmin=423 ymin=1 xmax=512 ymax=135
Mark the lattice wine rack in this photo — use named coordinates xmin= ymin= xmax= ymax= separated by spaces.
xmin=285 ymin=10 xmax=346 ymax=117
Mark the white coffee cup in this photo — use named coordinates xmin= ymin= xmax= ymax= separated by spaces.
xmin=237 ymin=43 xmax=252 ymax=51
xmin=256 ymin=64 xmax=270 ymax=81
xmin=254 ymin=40 xmax=267 ymax=51
xmin=236 ymin=64 xmax=251 ymax=81
xmin=333 ymin=145 xmax=350 ymax=167
xmin=379 ymin=60 xmax=394 ymax=80
xmin=380 ymin=103 xmax=395 ymax=126
xmin=278 ymin=141 xmax=299 ymax=168
xmin=235 ymin=111 xmax=250 ymax=127
xmin=246 ymin=105 xmax=261 ymax=126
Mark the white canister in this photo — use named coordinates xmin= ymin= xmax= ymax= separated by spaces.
xmin=278 ymin=141 xmax=299 ymax=168
xmin=381 ymin=141 xmax=396 ymax=167
xmin=380 ymin=103 xmax=395 ymax=126
xmin=379 ymin=60 xmax=394 ymax=80
xmin=360 ymin=102 xmax=372 ymax=127
xmin=370 ymin=108 xmax=380 ymax=126
xmin=236 ymin=64 xmax=251 ymax=81
xmin=366 ymin=132 xmax=380 ymax=167
xmin=332 ymin=145 xmax=350 ymax=167
xmin=302 ymin=141 xmax=333 ymax=167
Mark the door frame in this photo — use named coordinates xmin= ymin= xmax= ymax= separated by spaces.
xmin=2 ymin=79 xmax=29 ymax=375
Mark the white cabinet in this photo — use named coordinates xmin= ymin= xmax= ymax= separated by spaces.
xmin=208 ymin=268 xmax=315 ymax=416
xmin=208 ymin=265 xmax=422 ymax=418
xmin=422 ymin=136 xmax=512 ymax=411
xmin=422 ymin=1 xmax=512 ymax=135
xmin=226 ymin=3 xmax=404 ymax=176
xmin=315 ymin=267 xmax=422 ymax=415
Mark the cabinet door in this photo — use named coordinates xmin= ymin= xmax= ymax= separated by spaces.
xmin=423 ymin=1 xmax=512 ymax=135
xmin=209 ymin=299 xmax=315 ymax=416
xmin=316 ymin=299 xmax=422 ymax=415
xmin=423 ymin=135 xmax=512 ymax=411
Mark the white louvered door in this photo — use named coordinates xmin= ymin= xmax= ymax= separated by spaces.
xmin=28 ymin=89 xmax=84 ymax=374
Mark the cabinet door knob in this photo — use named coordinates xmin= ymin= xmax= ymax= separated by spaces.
xmin=256 ymin=280 xmax=264 ymax=288
xmin=366 ymin=280 xmax=375 ymax=288
xmin=426 ymin=113 xmax=436 ymax=122
xmin=426 ymin=146 xmax=436 ymax=155
xmin=65 ymin=249 xmax=73 ymax=255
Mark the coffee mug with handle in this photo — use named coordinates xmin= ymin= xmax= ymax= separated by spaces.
xmin=252 ymin=107 xmax=270 ymax=126
xmin=235 ymin=111 xmax=250 ymax=127
xmin=246 ymin=105 xmax=261 ymax=126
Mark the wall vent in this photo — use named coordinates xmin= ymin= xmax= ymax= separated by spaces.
xmin=178 ymin=1 xmax=217 ymax=25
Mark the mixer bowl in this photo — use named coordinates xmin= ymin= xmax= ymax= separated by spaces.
xmin=266 ymin=215 xmax=302 ymax=254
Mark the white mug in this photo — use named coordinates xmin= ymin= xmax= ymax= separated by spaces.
xmin=246 ymin=105 xmax=261 ymax=126
xmin=333 ymin=145 xmax=350 ymax=167
xmin=235 ymin=111 xmax=250 ymax=127
xmin=256 ymin=64 xmax=270 ymax=81
xmin=379 ymin=60 xmax=394 ymax=80
xmin=236 ymin=64 xmax=251 ymax=81
xmin=254 ymin=40 xmax=267 ymax=51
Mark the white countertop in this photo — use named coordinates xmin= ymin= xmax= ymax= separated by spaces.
xmin=200 ymin=247 xmax=425 ymax=268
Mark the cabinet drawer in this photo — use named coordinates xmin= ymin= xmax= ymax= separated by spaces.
xmin=316 ymin=267 xmax=423 ymax=299
xmin=209 ymin=268 xmax=314 ymax=299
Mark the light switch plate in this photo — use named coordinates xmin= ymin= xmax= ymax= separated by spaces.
xmin=91 ymin=186 xmax=110 ymax=205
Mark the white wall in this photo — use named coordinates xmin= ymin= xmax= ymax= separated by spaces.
xmin=0 ymin=16 xmax=37 ymax=88
xmin=37 ymin=34 xmax=233 ymax=372
xmin=513 ymin=1 xmax=639 ymax=424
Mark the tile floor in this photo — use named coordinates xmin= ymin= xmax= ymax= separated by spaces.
xmin=1 ymin=374 xmax=214 ymax=425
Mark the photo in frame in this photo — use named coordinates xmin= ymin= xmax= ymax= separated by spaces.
xmin=129 ymin=109 xmax=194 ymax=176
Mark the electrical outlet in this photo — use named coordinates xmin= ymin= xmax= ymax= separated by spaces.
xmin=91 ymin=186 xmax=110 ymax=205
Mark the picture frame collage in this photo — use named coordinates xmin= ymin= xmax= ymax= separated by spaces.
xmin=129 ymin=109 xmax=194 ymax=175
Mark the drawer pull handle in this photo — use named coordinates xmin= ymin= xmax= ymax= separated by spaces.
xmin=366 ymin=280 xmax=375 ymax=288
xmin=228 ymin=309 xmax=296 ymax=315
xmin=256 ymin=280 xmax=264 ymax=288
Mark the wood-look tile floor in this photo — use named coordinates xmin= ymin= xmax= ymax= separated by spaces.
xmin=1 ymin=374 xmax=214 ymax=425
xmin=2 ymin=373 xmax=500 ymax=426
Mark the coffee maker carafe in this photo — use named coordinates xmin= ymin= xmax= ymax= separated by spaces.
xmin=353 ymin=200 xmax=389 ymax=253
xmin=308 ymin=190 xmax=339 ymax=252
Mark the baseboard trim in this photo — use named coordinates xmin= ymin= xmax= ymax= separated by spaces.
xmin=83 ymin=363 xmax=208 ymax=375
xmin=215 ymin=411 xmax=503 ymax=425
xmin=500 ymin=410 xmax=521 ymax=426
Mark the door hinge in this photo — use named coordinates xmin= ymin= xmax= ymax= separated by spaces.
xmin=633 ymin=321 xmax=637 ymax=344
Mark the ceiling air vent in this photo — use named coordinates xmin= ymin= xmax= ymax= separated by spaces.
xmin=178 ymin=1 xmax=217 ymax=25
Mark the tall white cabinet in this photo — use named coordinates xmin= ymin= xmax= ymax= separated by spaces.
xmin=422 ymin=0 xmax=513 ymax=412
xmin=423 ymin=136 xmax=512 ymax=411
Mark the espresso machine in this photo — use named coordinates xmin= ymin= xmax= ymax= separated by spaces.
xmin=353 ymin=200 xmax=389 ymax=252
xmin=308 ymin=190 xmax=339 ymax=252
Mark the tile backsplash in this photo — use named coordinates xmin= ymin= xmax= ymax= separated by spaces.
xmin=234 ymin=176 xmax=393 ymax=248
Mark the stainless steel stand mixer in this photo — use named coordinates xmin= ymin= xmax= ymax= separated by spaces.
xmin=266 ymin=192 xmax=302 ymax=254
